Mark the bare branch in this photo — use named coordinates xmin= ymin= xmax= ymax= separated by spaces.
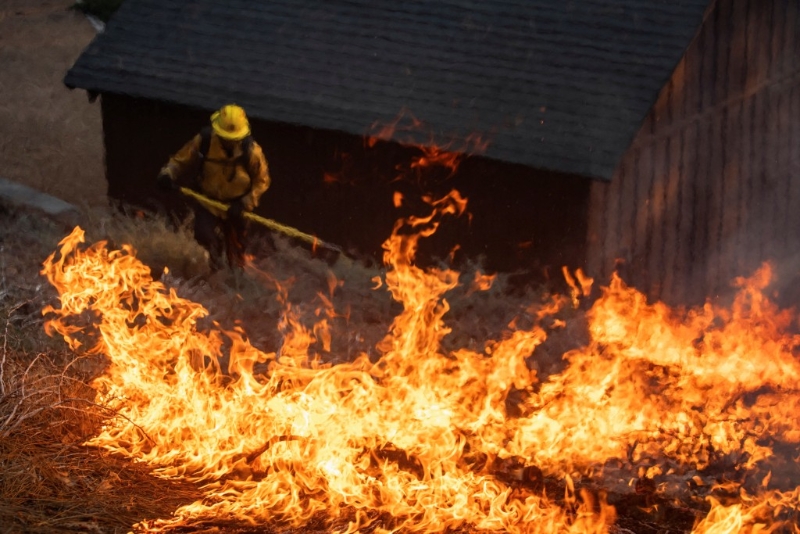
xmin=56 ymin=397 xmax=157 ymax=447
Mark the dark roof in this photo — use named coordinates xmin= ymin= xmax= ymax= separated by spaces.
xmin=65 ymin=0 xmax=709 ymax=180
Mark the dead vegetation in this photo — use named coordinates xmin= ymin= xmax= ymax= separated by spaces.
xmin=0 ymin=203 xmax=209 ymax=533
xmin=0 ymin=199 xmax=568 ymax=533
xmin=5 ymin=200 xmax=792 ymax=534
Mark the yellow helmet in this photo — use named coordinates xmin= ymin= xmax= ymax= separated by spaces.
xmin=210 ymin=104 xmax=251 ymax=140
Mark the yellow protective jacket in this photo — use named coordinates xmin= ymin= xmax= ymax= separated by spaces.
xmin=160 ymin=131 xmax=270 ymax=217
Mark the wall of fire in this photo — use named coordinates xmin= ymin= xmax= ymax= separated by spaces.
xmin=586 ymin=0 xmax=800 ymax=306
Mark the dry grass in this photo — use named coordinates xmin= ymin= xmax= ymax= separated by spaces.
xmin=0 ymin=199 xmax=575 ymax=532
xmin=0 ymin=203 xmax=207 ymax=534
xmin=0 ymin=0 xmax=105 ymax=208
xmin=1 ymin=200 xmax=725 ymax=534
xmin=0 ymin=351 xmax=203 ymax=534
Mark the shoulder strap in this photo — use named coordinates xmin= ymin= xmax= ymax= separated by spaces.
xmin=198 ymin=126 xmax=212 ymax=160
xmin=239 ymin=135 xmax=253 ymax=163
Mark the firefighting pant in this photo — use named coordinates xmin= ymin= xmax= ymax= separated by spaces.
xmin=193 ymin=207 xmax=248 ymax=270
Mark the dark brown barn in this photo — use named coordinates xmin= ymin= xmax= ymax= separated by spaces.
xmin=64 ymin=0 xmax=797 ymax=303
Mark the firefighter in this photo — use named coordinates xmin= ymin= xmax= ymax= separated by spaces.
xmin=157 ymin=104 xmax=270 ymax=270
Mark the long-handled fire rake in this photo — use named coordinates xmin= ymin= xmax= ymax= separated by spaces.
xmin=179 ymin=187 xmax=346 ymax=257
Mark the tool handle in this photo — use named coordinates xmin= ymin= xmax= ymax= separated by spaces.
xmin=178 ymin=187 xmax=344 ymax=255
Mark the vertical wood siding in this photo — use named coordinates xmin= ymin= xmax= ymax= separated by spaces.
xmin=587 ymin=0 xmax=800 ymax=305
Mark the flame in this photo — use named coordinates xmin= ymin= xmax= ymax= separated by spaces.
xmin=367 ymin=109 xmax=489 ymax=178
xmin=41 ymin=191 xmax=800 ymax=532
xmin=409 ymin=145 xmax=463 ymax=177
xmin=468 ymin=271 xmax=496 ymax=294
xmin=692 ymin=487 xmax=800 ymax=533
xmin=507 ymin=265 xmax=800 ymax=476
xmin=562 ymin=267 xmax=593 ymax=307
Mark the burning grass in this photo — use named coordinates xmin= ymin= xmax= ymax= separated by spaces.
xmin=17 ymin=190 xmax=798 ymax=533
xmin=1 ymin=199 xmax=566 ymax=533
xmin=2 ymin=183 xmax=800 ymax=533
xmin=0 ymin=203 xmax=208 ymax=533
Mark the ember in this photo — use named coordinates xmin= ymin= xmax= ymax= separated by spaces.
xmin=41 ymin=190 xmax=800 ymax=533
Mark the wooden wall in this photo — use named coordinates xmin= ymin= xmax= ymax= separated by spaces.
xmin=586 ymin=0 xmax=800 ymax=305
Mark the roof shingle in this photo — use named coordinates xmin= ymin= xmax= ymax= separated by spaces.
xmin=65 ymin=0 xmax=710 ymax=179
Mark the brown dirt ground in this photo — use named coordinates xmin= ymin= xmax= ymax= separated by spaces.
xmin=0 ymin=0 xmax=106 ymax=208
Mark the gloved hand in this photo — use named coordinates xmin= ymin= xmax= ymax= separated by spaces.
xmin=227 ymin=198 xmax=246 ymax=220
xmin=157 ymin=173 xmax=177 ymax=191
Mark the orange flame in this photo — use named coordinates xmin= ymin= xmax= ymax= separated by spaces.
xmin=41 ymin=194 xmax=800 ymax=532
xmin=367 ymin=109 xmax=489 ymax=178
xmin=563 ymin=267 xmax=593 ymax=307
